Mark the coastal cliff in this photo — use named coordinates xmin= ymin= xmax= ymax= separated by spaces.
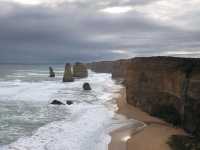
xmin=87 ymin=61 xmax=114 ymax=73
xmin=88 ymin=57 xmax=200 ymax=135
xmin=126 ymin=57 xmax=200 ymax=135
xmin=87 ymin=59 xmax=130 ymax=79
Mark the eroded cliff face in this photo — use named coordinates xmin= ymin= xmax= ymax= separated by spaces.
xmin=126 ymin=57 xmax=186 ymax=114
xmin=87 ymin=59 xmax=130 ymax=79
xmin=87 ymin=61 xmax=114 ymax=73
xmin=88 ymin=57 xmax=200 ymax=135
xmin=111 ymin=59 xmax=130 ymax=79
xmin=126 ymin=57 xmax=200 ymax=134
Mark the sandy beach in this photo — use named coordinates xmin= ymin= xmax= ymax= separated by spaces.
xmin=109 ymin=87 xmax=186 ymax=150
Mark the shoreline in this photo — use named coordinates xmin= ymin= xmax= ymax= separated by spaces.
xmin=109 ymin=87 xmax=186 ymax=150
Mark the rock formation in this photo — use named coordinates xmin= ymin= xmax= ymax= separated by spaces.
xmin=125 ymin=57 xmax=200 ymax=134
xmin=87 ymin=59 xmax=129 ymax=79
xmin=87 ymin=61 xmax=114 ymax=73
xmin=50 ymin=100 xmax=64 ymax=105
xmin=63 ymin=63 xmax=74 ymax=82
xmin=66 ymin=100 xmax=73 ymax=105
xmin=73 ymin=62 xmax=88 ymax=78
xmin=83 ymin=82 xmax=91 ymax=90
xmin=88 ymin=56 xmax=200 ymax=135
xmin=111 ymin=59 xmax=130 ymax=79
xmin=49 ymin=66 xmax=55 ymax=77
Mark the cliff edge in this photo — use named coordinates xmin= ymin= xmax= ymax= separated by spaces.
xmin=88 ymin=56 xmax=200 ymax=136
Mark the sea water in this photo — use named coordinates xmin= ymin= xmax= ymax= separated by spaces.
xmin=0 ymin=64 xmax=136 ymax=150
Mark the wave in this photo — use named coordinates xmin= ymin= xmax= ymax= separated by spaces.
xmin=0 ymin=71 xmax=135 ymax=150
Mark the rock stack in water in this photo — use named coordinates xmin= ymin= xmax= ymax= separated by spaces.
xmin=63 ymin=63 xmax=74 ymax=82
xmin=83 ymin=82 xmax=91 ymax=90
xmin=73 ymin=62 xmax=88 ymax=78
xmin=49 ymin=66 xmax=55 ymax=77
xmin=51 ymin=100 xmax=64 ymax=105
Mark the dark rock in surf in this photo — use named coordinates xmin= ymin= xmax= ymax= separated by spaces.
xmin=83 ymin=83 xmax=91 ymax=90
xmin=50 ymin=100 xmax=64 ymax=105
xmin=49 ymin=66 xmax=55 ymax=78
xmin=66 ymin=100 xmax=73 ymax=105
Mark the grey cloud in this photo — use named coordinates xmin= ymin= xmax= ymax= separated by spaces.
xmin=59 ymin=0 xmax=159 ymax=9
xmin=0 ymin=0 xmax=200 ymax=63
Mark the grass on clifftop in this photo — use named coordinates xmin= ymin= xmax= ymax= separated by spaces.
xmin=168 ymin=135 xmax=200 ymax=150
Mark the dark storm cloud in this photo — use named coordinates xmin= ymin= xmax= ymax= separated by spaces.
xmin=0 ymin=0 xmax=200 ymax=63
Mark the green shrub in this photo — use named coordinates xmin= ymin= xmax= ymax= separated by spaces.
xmin=151 ymin=105 xmax=181 ymax=126
xmin=168 ymin=135 xmax=200 ymax=150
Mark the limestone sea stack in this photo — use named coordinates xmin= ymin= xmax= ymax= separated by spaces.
xmin=73 ymin=62 xmax=88 ymax=78
xmin=49 ymin=66 xmax=55 ymax=77
xmin=63 ymin=63 xmax=74 ymax=82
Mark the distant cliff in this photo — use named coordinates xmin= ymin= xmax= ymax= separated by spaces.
xmin=87 ymin=61 xmax=114 ymax=74
xmin=87 ymin=59 xmax=130 ymax=79
xmin=88 ymin=56 xmax=200 ymax=135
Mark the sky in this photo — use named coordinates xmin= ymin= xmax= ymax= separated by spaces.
xmin=0 ymin=0 xmax=200 ymax=63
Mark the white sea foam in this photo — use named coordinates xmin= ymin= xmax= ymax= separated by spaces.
xmin=3 ymin=105 xmax=113 ymax=150
xmin=0 ymin=81 xmax=65 ymax=102
xmin=0 ymin=70 xmax=136 ymax=150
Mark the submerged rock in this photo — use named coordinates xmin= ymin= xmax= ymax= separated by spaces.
xmin=50 ymin=100 xmax=64 ymax=105
xmin=66 ymin=100 xmax=73 ymax=105
xmin=83 ymin=82 xmax=91 ymax=90
xmin=63 ymin=63 xmax=74 ymax=82
xmin=49 ymin=66 xmax=55 ymax=78
xmin=73 ymin=62 xmax=88 ymax=78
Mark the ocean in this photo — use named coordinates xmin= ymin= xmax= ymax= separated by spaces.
xmin=0 ymin=64 xmax=135 ymax=150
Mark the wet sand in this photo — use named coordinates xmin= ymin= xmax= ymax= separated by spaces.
xmin=109 ymin=87 xmax=186 ymax=150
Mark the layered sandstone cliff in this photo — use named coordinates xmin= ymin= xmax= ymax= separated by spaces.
xmin=87 ymin=61 xmax=114 ymax=73
xmin=88 ymin=57 xmax=200 ymax=135
xmin=126 ymin=57 xmax=200 ymax=134
xmin=87 ymin=59 xmax=130 ymax=79
xmin=111 ymin=59 xmax=130 ymax=79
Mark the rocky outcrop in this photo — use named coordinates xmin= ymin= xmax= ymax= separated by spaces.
xmin=73 ymin=62 xmax=88 ymax=78
xmin=49 ymin=66 xmax=55 ymax=77
xmin=125 ymin=57 xmax=200 ymax=134
xmin=63 ymin=63 xmax=74 ymax=82
xmin=87 ymin=59 xmax=130 ymax=79
xmin=66 ymin=100 xmax=73 ymax=105
xmin=51 ymin=100 xmax=64 ymax=105
xmin=111 ymin=59 xmax=130 ymax=79
xmin=87 ymin=61 xmax=114 ymax=73
xmin=88 ymin=56 xmax=200 ymax=135
xmin=83 ymin=83 xmax=91 ymax=90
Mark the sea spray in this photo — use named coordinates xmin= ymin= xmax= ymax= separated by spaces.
xmin=0 ymin=65 xmax=138 ymax=150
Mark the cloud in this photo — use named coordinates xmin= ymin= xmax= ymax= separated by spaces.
xmin=101 ymin=6 xmax=133 ymax=14
xmin=0 ymin=0 xmax=199 ymax=63
xmin=131 ymin=0 xmax=200 ymax=30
